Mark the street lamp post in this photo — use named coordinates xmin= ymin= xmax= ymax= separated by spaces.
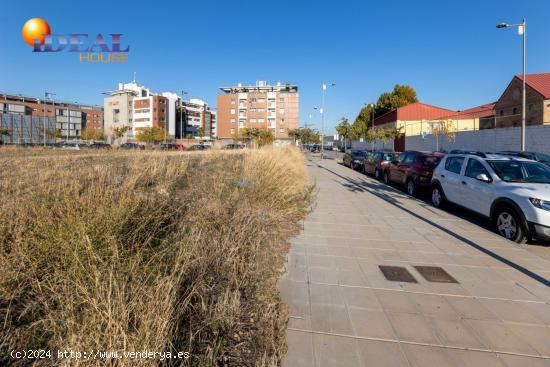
xmin=43 ymin=91 xmax=55 ymax=146
xmin=180 ymin=90 xmax=188 ymax=140
xmin=497 ymin=19 xmax=526 ymax=151
xmin=320 ymin=82 xmax=335 ymax=158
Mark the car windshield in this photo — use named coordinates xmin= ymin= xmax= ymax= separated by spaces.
xmin=534 ymin=152 xmax=550 ymax=163
xmin=421 ymin=155 xmax=441 ymax=167
xmin=488 ymin=160 xmax=550 ymax=183
xmin=351 ymin=151 xmax=366 ymax=158
xmin=382 ymin=153 xmax=394 ymax=161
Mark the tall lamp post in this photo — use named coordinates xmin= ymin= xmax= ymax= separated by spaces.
xmin=179 ymin=90 xmax=188 ymax=139
xmin=497 ymin=19 xmax=526 ymax=151
xmin=43 ymin=91 xmax=55 ymax=146
xmin=320 ymin=82 xmax=336 ymax=158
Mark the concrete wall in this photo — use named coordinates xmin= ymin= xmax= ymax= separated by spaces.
xmin=405 ymin=125 xmax=550 ymax=154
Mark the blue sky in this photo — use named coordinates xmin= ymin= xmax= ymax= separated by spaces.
xmin=1 ymin=0 xmax=549 ymax=134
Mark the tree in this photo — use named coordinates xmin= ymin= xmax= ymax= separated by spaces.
xmin=295 ymin=127 xmax=320 ymax=146
xmin=335 ymin=117 xmax=352 ymax=151
xmin=136 ymin=127 xmax=166 ymax=146
xmin=430 ymin=119 xmax=456 ymax=151
xmin=377 ymin=126 xmax=403 ymax=151
xmin=112 ymin=126 xmax=130 ymax=144
xmin=46 ymin=129 xmax=62 ymax=139
xmin=255 ymin=128 xmax=274 ymax=147
xmin=197 ymin=127 xmax=205 ymax=138
xmin=375 ymin=84 xmax=418 ymax=116
xmin=0 ymin=128 xmax=9 ymax=145
xmin=81 ymin=127 xmax=104 ymax=141
xmin=288 ymin=128 xmax=301 ymax=144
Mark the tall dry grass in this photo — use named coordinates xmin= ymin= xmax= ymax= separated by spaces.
xmin=0 ymin=147 xmax=313 ymax=366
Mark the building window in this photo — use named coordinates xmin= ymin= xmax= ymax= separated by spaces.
xmin=231 ymin=99 xmax=235 ymax=105
xmin=230 ymin=118 xmax=235 ymax=125
xmin=250 ymin=118 xmax=257 ymax=123
xmin=279 ymin=108 xmax=285 ymax=114
xmin=529 ymin=104 xmax=533 ymax=112
xmin=500 ymin=110 xmax=504 ymax=116
xmin=230 ymin=128 xmax=235 ymax=133
xmin=231 ymin=109 xmax=235 ymax=115
xmin=513 ymin=107 xmax=517 ymax=115
xmin=279 ymin=98 xmax=284 ymax=103
xmin=258 ymin=118 xmax=265 ymax=123
xmin=279 ymin=128 xmax=285 ymax=133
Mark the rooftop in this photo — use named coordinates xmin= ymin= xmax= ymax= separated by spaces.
xmin=219 ymin=81 xmax=298 ymax=94
xmin=516 ymin=73 xmax=550 ymax=99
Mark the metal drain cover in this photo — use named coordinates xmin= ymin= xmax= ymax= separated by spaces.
xmin=379 ymin=266 xmax=417 ymax=283
xmin=414 ymin=266 xmax=458 ymax=283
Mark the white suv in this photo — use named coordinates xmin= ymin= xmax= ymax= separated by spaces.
xmin=431 ymin=151 xmax=550 ymax=243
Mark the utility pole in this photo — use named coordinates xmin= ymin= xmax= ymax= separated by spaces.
xmin=320 ymin=82 xmax=335 ymax=158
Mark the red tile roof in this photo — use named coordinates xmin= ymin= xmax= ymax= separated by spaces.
xmin=374 ymin=102 xmax=455 ymax=126
xmin=516 ymin=73 xmax=550 ymax=99
xmin=454 ymin=102 xmax=496 ymax=118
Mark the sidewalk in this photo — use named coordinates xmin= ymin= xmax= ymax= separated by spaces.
xmin=280 ymin=155 xmax=550 ymax=367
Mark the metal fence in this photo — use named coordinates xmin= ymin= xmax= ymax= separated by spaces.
xmin=0 ymin=113 xmax=57 ymax=145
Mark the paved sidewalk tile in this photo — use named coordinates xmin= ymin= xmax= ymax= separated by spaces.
xmin=281 ymin=156 xmax=550 ymax=367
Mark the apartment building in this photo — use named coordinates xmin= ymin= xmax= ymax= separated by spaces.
xmin=176 ymin=98 xmax=217 ymax=138
xmin=0 ymin=92 xmax=103 ymax=143
xmin=103 ymin=82 xmax=178 ymax=143
xmin=217 ymin=81 xmax=299 ymax=140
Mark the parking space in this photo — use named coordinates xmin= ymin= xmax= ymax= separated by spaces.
xmin=281 ymin=153 xmax=550 ymax=367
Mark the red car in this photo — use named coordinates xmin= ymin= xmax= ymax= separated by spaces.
xmin=363 ymin=151 xmax=400 ymax=180
xmin=383 ymin=151 xmax=445 ymax=196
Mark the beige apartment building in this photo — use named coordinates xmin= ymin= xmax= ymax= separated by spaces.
xmin=217 ymin=81 xmax=299 ymax=141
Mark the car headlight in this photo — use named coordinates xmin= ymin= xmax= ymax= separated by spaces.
xmin=529 ymin=198 xmax=550 ymax=211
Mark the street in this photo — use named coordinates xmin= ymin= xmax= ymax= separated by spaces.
xmin=280 ymin=151 xmax=550 ymax=367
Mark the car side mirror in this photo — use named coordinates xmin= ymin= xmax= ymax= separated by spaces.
xmin=475 ymin=173 xmax=492 ymax=183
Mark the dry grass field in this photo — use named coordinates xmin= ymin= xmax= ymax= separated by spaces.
xmin=0 ymin=147 xmax=314 ymax=366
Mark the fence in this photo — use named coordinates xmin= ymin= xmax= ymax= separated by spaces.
xmin=0 ymin=113 xmax=57 ymax=145
xmin=405 ymin=124 xmax=550 ymax=154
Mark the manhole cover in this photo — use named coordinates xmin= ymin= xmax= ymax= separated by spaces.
xmin=379 ymin=266 xmax=417 ymax=283
xmin=414 ymin=266 xmax=458 ymax=283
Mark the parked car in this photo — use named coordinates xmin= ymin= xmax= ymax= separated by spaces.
xmin=431 ymin=152 xmax=550 ymax=243
xmin=119 ymin=143 xmax=145 ymax=150
xmin=364 ymin=151 xmax=400 ymax=180
xmin=343 ymin=150 xmax=368 ymax=170
xmin=383 ymin=151 xmax=445 ymax=196
xmin=159 ymin=143 xmax=181 ymax=151
xmin=61 ymin=143 xmax=83 ymax=150
xmin=88 ymin=142 xmax=112 ymax=150
xmin=309 ymin=144 xmax=321 ymax=153
xmin=188 ymin=144 xmax=209 ymax=151
xmin=495 ymin=151 xmax=550 ymax=167
xmin=223 ymin=144 xmax=245 ymax=150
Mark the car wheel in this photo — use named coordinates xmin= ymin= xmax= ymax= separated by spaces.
xmin=431 ymin=186 xmax=445 ymax=208
xmin=374 ymin=168 xmax=380 ymax=179
xmin=350 ymin=162 xmax=355 ymax=170
xmin=406 ymin=179 xmax=417 ymax=197
xmin=383 ymin=171 xmax=390 ymax=185
xmin=495 ymin=208 xmax=527 ymax=244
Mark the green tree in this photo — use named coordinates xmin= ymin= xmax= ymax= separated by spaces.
xmin=197 ymin=127 xmax=205 ymax=138
xmin=375 ymin=84 xmax=418 ymax=116
xmin=81 ymin=127 xmax=105 ymax=142
xmin=112 ymin=126 xmax=130 ymax=144
xmin=0 ymin=128 xmax=9 ymax=145
xmin=335 ymin=117 xmax=352 ymax=151
xmin=288 ymin=128 xmax=301 ymax=144
xmin=294 ymin=127 xmax=320 ymax=145
xmin=136 ymin=127 xmax=165 ymax=146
